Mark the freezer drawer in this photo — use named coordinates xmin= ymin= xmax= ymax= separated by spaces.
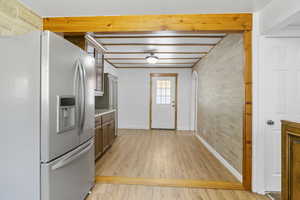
xmin=41 ymin=139 xmax=95 ymax=200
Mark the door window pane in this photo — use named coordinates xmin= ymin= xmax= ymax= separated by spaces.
xmin=156 ymin=80 xmax=171 ymax=105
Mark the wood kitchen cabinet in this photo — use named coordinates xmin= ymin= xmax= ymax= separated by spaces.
xmin=95 ymin=115 xmax=103 ymax=160
xmin=95 ymin=112 xmax=116 ymax=161
xmin=102 ymin=122 xmax=110 ymax=151
xmin=86 ymin=39 xmax=104 ymax=96
xmin=109 ymin=120 xmax=116 ymax=145
xmin=282 ymin=121 xmax=300 ymax=200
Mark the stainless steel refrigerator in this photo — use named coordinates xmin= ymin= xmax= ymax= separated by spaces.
xmin=0 ymin=31 xmax=95 ymax=200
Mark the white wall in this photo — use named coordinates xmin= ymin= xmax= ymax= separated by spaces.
xmin=259 ymin=0 xmax=300 ymax=35
xmin=118 ymin=68 xmax=192 ymax=130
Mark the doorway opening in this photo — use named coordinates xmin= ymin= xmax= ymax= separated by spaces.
xmin=44 ymin=13 xmax=253 ymax=191
xmin=150 ymin=73 xmax=178 ymax=130
xmin=93 ymin=31 xmax=244 ymax=190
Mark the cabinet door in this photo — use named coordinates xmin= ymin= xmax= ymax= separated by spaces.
xmin=109 ymin=121 xmax=115 ymax=145
xmin=95 ymin=51 xmax=104 ymax=95
xmin=95 ymin=125 xmax=104 ymax=160
xmin=97 ymin=126 xmax=104 ymax=157
xmin=94 ymin=128 xmax=99 ymax=157
xmin=102 ymin=123 xmax=109 ymax=150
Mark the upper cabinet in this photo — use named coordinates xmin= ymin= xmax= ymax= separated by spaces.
xmin=64 ymin=35 xmax=86 ymax=50
xmin=94 ymin=50 xmax=104 ymax=95
xmin=87 ymin=44 xmax=104 ymax=96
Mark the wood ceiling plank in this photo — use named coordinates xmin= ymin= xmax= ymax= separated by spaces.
xmin=104 ymin=59 xmax=118 ymax=68
xmin=111 ymin=62 xmax=195 ymax=64
xmin=43 ymin=14 xmax=252 ymax=33
xmin=94 ymin=35 xmax=225 ymax=39
xmin=106 ymin=57 xmax=201 ymax=60
xmin=102 ymin=43 xmax=216 ymax=46
xmin=105 ymin=51 xmax=208 ymax=54
xmin=115 ymin=67 xmax=192 ymax=69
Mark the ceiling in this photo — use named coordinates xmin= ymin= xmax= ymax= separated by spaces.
xmin=20 ymin=0 xmax=272 ymax=17
xmin=92 ymin=33 xmax=226 ymax=69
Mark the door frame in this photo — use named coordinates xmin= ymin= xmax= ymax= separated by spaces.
xmin=149 ymin=73 xmax=178 ymax=130
xmin=43 ymin=13 xmax=253 ymax=191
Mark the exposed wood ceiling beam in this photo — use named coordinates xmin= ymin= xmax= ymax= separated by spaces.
xmin=94 ymin=35 xmax=225 ymax=39
xmin=43 ymin=14 xmax=252 ymax=33
xmin=105 ymin=52 xmax=208 ymax=54
xmin=106 ymin=57 xmax=201 ymax=60
xmin=102 ymin=43 xmax=216 ymax=46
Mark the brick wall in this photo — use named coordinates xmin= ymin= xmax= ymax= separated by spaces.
xmin=193 ymin=34 xmax=244 ymax=173
xmin=0 ymin=0 xmax=42 ymax=35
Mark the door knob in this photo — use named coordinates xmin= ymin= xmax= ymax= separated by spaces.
xmin=266 ymin=120 xmax=275 ymax=126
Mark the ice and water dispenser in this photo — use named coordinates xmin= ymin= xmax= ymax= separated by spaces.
xmin=57 ymin=96 xmax=76 ymax=133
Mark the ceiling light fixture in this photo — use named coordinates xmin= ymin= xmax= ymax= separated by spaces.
xmin=146 ymin=53 xmax=159 ymax=64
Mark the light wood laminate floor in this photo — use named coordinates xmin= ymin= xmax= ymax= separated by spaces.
xmin=96 ymin=129 xmax=239 ymax=182
xmin=86 ymin=183 xmax=269 ymax=200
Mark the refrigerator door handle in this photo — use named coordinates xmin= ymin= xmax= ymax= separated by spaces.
xmin=78 ymin=60 xmax=85 ymax=133
xmin=51 ymin=141 xmax=94 ymax=170
xmin=79 ymin=61 xmax=87 ymax=132
xmin=74 ymin=60 xmax=82 ymax=130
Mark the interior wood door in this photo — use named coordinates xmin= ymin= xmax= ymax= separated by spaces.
xmin=151 ymin=75 xmax=177 ymax=129
xmin=261 ymin=37 xmax=300 ymax=192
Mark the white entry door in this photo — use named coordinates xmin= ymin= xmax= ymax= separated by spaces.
xmin=261 ymin=37 xmax=300 ymax=191
xmin=151 ymin=75 xmax=177 ymax=129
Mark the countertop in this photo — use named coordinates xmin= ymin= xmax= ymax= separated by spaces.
xmin=95 ymin=109 xmax=116 ymax=117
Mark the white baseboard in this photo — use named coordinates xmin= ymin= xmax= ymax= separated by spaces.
xmin=195 ymin=134 xmax=243 ymax=182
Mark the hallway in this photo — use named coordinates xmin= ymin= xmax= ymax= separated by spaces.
xmin=96 ymin=130 xmax=238 ymax=182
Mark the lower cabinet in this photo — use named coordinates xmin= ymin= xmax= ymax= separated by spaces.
xmin=102 ymin=122 xmax=110 ymax=151
xmin=95 ymin=112 xmax=116 ymax=161
xmin=94 ymin=124 xmax=103 ymax=160
xmin=108 ymin=120 xmax=115 ymax=146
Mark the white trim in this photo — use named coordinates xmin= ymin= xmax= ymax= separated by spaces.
xmin=252 ymin=12 xmax=266 ymax=195
xmin=195 ymin=134 xmax=243 ymax=182
xmin=190 ymin=71 xmax=198 ymax=131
